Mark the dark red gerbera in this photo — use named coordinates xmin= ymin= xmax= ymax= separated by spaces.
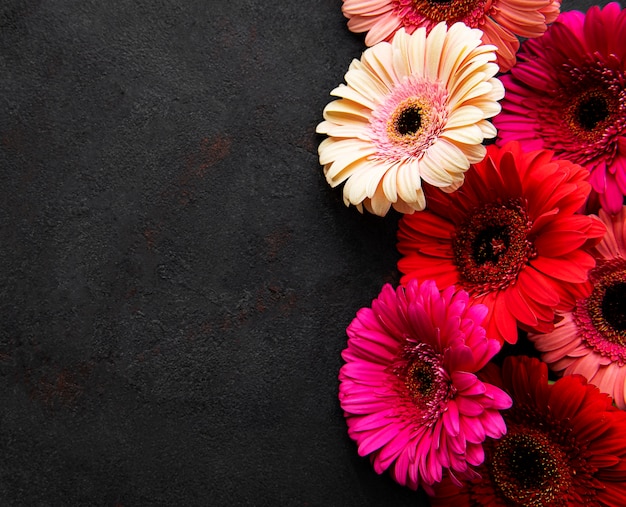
xmin=430 ymin=355 xmax=626 ymax=506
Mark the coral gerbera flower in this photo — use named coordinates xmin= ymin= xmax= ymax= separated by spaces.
xmin=494 ymin=3 xmax=626 ymax=214
xmin=529 ymin=206 xmax=626 ymax=409
xmin=397 ymin=141 xmax=606 ymax=344
xmin=430 ymin=356 xmax=626 ymax=507
xmin=341 ymin=0 xmax=561 ymax=73
xmin=316 ymin=23 xmax=504 ymax=216
xmin=338 ymin=279 xmax=511 ymax=490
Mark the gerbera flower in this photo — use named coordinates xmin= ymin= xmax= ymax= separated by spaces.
xmin=397 ymin=141 xmax=606 ymax=344
xmin=338 ymin=279 xmax=512 ymax=490
xmin=494 ymin=2 xmax=626 ymax=214
xmin=341 ymin=0 xmax=561 ymax=72
xmin=316 ymin=23 xmax=504 ymax=216
xmin=529 ymin=206 xmax=626 ymax=409
xmin=430 ymin=355 xmax=626 ymax=506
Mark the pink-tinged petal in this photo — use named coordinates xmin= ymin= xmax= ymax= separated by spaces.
xmin=456 ymin=396 xmax=486 ymax=417
xmin=483 ymin=384 xmax=513 ymax=410
xmin=465 ymin=443 xmax=485 ymax=467
xmin=480 ymin=409 xmax=508 ymax=439
xmin=443 ymin=400 xmax=460 ymax=437
xmin=357 ymin=421 xmax=402 ymax=456
xmin=460 ymin=414 xmax=486 ymax=444
xmin=451 ymin=371 xmax=480 ymax=392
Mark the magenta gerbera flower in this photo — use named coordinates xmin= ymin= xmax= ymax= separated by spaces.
xmin=341 ymin=0 xmax=561 ymax=73
xmin=430 ymin=356 xmax=626 ymax=507
xmin=529 ymin=206 xmax=626 ymax=409
xmin=338 ymin=279 xmax=512 ymax=490
xmin=494 ymin=2 xmax=626 ymax=214
xmin=397 ymin=142 xmax=606 ymax=345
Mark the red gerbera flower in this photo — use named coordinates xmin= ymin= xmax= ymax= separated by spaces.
xmin=430 ymin=355 xmax=626 ymax=507
xmin=397 ymin=141 xmax=606 ymax=344
xmin=338 ymin=279 xmax=511 ymax=491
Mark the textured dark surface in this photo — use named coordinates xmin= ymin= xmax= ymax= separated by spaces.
xmin=0 ymin=0 xmax=606 ymax=505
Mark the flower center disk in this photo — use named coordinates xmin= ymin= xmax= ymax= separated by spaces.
xmin=398 ymin=0 xmax=486 ymax=25
xmin=394 ymin=342 xmax=453 ymax=424
xmin=490 ymin=429 xmax=572 ymax=506
xmin=388 ymin=98 xmax=431 ymax=142
xmin=453 ymin=199 xmax=535 ymax=293
xmin=566 ymin=88 xmax=616 ymax=140
xmin=578 ymin=262 xmax=626 ymax=357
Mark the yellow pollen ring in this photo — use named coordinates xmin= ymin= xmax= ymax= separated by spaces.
xmin=387 ymin=97 xmax=431 ymax=145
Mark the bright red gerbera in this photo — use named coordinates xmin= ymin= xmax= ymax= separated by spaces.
xmin=430 ymin=355 xmax=626 ymax=506
xmin=338 ymin=279 xmax=511 ymax=491
xmin=529 ymin=206 xmax=626 ymax=409
xmin=397 ymin=141 xmax=606 ymax=344
xmin=494 ymin=2 xmax=626 ymax=214
xmin=341 ymin=0 xmax=561 ymax=72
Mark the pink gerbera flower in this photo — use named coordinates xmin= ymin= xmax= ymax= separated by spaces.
xmin=529 ymin=206 xmax=626 ymax=409
xmin=341 ymin=0 xmax=561 ymax=72
xmin=430 ymin=356 xmax=626 ymax=507
xmin=397 ymin=142 xmax=606 ymax=344
xmin=338 ymin=279 xmax=511 ymax=490
xmin=494 ymin=2 xmax=626 ymax=214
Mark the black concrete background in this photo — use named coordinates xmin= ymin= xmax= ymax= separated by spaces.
xmin=0 ymin=0 xmax=606 ymax=505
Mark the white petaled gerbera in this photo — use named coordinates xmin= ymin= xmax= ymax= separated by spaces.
xmin=316 ymin=23 xmax=504 ymax=216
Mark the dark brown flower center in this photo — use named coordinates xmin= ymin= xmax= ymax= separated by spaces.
xmin=575 ymin=93 xmax=609 ymax=131
xmin=565 ymin=87 xmax=618 ymax=141
xmin=408 ymin=0 xmax=484 ymax=24
xmin=602 ymin=281 xmax=626 ymax=332
xmin=394 ymin=342 xmax=454 ymax=423
xmin=396 ymin=105 xmax=423 ymax=136
xmin=490 ymin=430 xmax=572 ymax=506
xmin=453 ymin=199 xmax=535 ymax=294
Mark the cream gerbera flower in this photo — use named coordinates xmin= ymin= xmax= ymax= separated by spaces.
xmin=317 ymin=23 xmax=504 ymax=216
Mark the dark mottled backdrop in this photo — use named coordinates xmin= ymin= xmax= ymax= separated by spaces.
xmin=0 ymin=0 xmax=606 ymax=505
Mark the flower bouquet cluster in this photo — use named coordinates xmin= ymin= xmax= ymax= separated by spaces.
xmin=318 ymin=1 xmax=626 ymax=504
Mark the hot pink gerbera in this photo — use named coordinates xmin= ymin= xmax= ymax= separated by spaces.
xmin=397 ymin=142 xmax=606 ymax=345
xmin=494 ymin=3 xmax=626 ymax=214
xmin=529 ymin=206 xmax=626 ymax=409
xmin=430 ymin=356 xmax=626 ymax=507
xmin=338 ymin=279 xmax=511 ymax=491
xmin=341 ymin=0 xmax=561 ymax=72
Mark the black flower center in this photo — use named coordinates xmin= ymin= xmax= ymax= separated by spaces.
xmin=473 ymin=226 xmax=508 ymax=265
xmin=396 ymin=105 xmax=423 ymax=136
xmin=491 ymin=430 xmax=572 ymax=506
xmin=453 ymin=199 xmax=535 ymax=293
xmin=602 ymin=281 xmax=626 ymax=332
xmin=576 ymin=94 xmax=609 ymax=131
